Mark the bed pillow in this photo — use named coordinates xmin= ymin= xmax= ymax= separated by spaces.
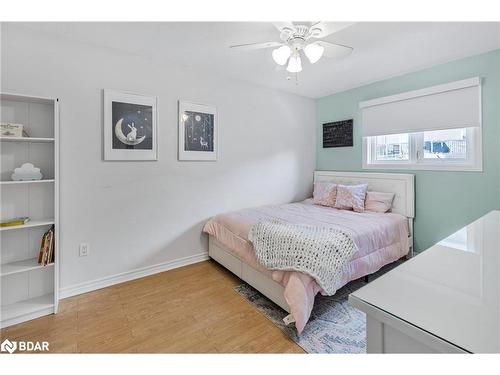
xmin=335 ymin=184 xmax=368 ymax=212
xmin=312 ymin=182 xmax=337 ymax=207
xmin=365 ymin=191 xmax=395 ymax=213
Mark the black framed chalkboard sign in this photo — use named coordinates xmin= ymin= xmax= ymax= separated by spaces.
xmin=322 ymin=119 xmax=353 ymax=148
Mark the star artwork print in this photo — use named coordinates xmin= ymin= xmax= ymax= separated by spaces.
xmin=183 ymin=111 xmax=214 ymax=152
xmin=112 ymin=101 xmax=153 ymax=150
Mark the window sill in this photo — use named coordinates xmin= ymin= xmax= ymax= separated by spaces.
xmin=363 ymin=162 xmax=483 ymax=172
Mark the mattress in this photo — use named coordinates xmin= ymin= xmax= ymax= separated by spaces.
xmin=203 ymin=199 xmax=409 ymax=333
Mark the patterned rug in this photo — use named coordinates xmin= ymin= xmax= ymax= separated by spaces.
xmin=234 ymin=262 xmax=402 ymax=354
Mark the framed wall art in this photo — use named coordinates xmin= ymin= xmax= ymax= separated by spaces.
xmin=322 ymin=119 xmax=353 ymax=148
xmin=178 ymin=101 xmax=217 ymax=161
xmin=104 ymin=89 xmax=158 ymax=161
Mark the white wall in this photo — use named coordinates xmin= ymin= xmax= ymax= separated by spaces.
xmin=0 ymin=23 xmax=315 ymax=293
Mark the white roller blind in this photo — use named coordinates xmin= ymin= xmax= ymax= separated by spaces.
xmin=360 ymin=77 xmax=481 ymax=137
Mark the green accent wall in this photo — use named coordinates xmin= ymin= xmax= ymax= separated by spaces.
xmin=316 ymin=49 xmax=500 ymax=253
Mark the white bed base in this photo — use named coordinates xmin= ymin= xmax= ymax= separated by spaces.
xmin=209 ymin=236 xmax=291 ymax=312
xmin=208 ymin=171 xmax=415 ymax=313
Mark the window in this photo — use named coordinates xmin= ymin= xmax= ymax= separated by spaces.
xmin=421 ymin=128 xmax=466 ymax=160
xmin=360 ymin=77 xmax=482 ymax=171
xmin=364 ymin=127 xmax=481 ymax=171
xmin=374 ymin=133 xmax=409 ymax=162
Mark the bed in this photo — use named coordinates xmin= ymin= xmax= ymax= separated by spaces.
xmin=203 ymin=171 xmax=415 ymax=333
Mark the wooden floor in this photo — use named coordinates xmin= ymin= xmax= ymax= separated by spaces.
xmin=0 ymin=260 xmax=304 ymax=353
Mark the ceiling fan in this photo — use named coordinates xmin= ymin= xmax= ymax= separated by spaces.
xmin=230 ymin=22 xmax=354 ymax=73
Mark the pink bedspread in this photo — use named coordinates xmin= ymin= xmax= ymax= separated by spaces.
xmin=203 ymin=199 xmax=409 ymax=333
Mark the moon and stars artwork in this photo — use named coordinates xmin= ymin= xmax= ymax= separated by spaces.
xmin=112 ymin=101 xmax=153 ymax=150
xmin=183 ymin=111 xmax=214 ymax=152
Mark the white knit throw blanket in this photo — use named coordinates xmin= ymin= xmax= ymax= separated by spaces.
xmin=248 ymin=220 xmax=357 ymax=295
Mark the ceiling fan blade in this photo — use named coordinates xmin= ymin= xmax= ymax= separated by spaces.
xmin=310 ymin=22 xmax=355 ymax=38
xmin=230 ymin=41 xmax=283 ymax=50
xmin=317 ymin=41 xmax=353 ymax=59
xmin=272 ymin=22 xmax=295 ymax=33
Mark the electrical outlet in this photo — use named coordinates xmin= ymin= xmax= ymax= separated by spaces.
xmin=79 ymin=243 xmax=89 ymax=257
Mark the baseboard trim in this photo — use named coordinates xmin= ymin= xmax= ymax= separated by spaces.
xmin=59 ymin=252 xmax=209 ymax=299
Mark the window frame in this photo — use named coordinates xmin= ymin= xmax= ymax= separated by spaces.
xmin=363 ymin=127 xmax=482 ymax=172
xmin=369 ymin=133 xmax=411 ymax=165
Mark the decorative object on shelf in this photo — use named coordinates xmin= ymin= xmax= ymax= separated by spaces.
xmin=178 ymin=101 xmax=217 ymax=161
xmin=230 ymin=22 xmax=353 ymax=75
xmin=11 ymin=163 xmax=43 ymax=181
xmin=0 ymin=217 xmax=30 ymax=227
xmin=103 ymin=89 xmax=158 ymax=161
xmin=1 ymin=122 xmax=24 ymax=137
xmin=323 ymin=119 xmax=353 ymax=148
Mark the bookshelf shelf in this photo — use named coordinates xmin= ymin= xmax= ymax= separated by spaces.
xmin=1 ymin=92 xmax=59 ymax=329
xmin=0 ymin=179 xmax=55 ymax=185
xmin=1 ymin=294 xmax=55 ymax=326
xmin=0 ymin=219 xmax=55 ymax=232
xmin=0 ymin=136 xmax=55 ymax=143
xmin=1 ymin=258 xmax=54 ymax=277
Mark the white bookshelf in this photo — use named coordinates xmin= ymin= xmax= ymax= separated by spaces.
xmin=0 ymin=219 xmax=56 ymax=232
xmin=1 ymin=258 xmax=55 ymax=277
xmin=0 ymin=137 xmax=55 ymax=143
xmin=0 ymin=179 xmax=55 ymax=186
xmin=0 ymin=92 xmax=59 ymax=328
xmin=1 ymin=294 xmax=55 ymax=325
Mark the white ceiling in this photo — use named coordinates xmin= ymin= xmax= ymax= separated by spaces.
xmin=15 ymin=22 xmax=500 ymax=98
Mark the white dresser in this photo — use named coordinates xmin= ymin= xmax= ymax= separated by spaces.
xmin=349 ymin=211 xmax=500 ymax=353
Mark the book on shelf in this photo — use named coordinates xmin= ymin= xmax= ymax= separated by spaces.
xmin=38 ymin=231 xmax=47 ymax=264
xmin=38 ymin=225 xmax=55 ymax=266
xmin=0 ymin=217 xmax=30 ymax=227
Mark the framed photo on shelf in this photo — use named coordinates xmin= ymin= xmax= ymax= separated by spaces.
xmin=103 ymin=89 xmax=158 ymax=161
xmin=178 ymin=101 xmax=217 ymax=161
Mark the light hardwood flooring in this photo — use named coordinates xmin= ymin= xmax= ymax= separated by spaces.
xmin=0 ymin=260 xmax=304 ymax=353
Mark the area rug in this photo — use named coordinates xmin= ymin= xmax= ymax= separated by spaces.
xmin=234 ymin=261 xmax=403 ymax=354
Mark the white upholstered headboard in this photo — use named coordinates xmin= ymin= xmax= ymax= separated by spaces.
xmin=314 ymin=171 xmax=415 ymax=218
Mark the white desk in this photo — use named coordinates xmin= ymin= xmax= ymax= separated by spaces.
xmin=349 ymin=211 xmax=500 ymax=353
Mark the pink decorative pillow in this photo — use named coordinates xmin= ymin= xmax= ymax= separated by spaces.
xmin=335 ymin=184 xmax=368 ymax=212
xmin=312 ymin=182 xmax=337 ymax=207
xmin=365 ymin=191 xmax=395 ymax=213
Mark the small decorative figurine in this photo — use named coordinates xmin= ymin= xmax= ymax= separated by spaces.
xmin=11 ymin=163 xmax=43 ymax=181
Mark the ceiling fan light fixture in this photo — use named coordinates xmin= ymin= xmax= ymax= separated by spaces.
xmin=304 ymin=43 xmax=325 ymax=64
xmin=272 ymin=45 xmax=291 ymax=65
xmin=286 ymin=53 xmax=302 ymax=73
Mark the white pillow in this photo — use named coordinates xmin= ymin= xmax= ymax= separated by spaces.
xmin=335 ymin=184 xmax=368 ymax=213
xmin=365 ymin=191 xmax=395 ymax=213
